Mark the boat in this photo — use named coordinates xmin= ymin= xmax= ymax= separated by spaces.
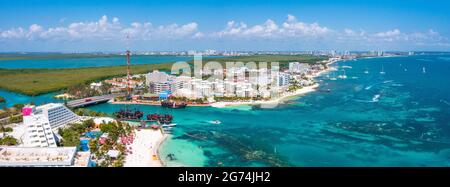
xmin=364 ymin=68 xmax=369 ymax=74
xmin=146 ymin=113 xmax=173 ymax=123
xmin=380 ymin=65 xmax=386 ymax=74
xmin=422 ymin=67 xmax=426 ymax=74
xmin=161 ymin=123 xmax=177 ymax=127
xmin=337 ymin=70 xmax=347 ymax=79
xmin=113 ymin=108 xmax=144 ymax=120
xmin=209 ymin=120 xmax=222 ymax=125
xmin=319 ymin=89 xmax=331 ymax=93
xmin=161 ymin=101 xmax=187 ymax=109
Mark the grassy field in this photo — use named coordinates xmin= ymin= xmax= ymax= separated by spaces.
xmin=0 ymin=55 xmax=327 ymax=96
xmin=0 ymin=63 xmax=174 ymax=95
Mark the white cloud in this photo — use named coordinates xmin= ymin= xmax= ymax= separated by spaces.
xmin=215 ymin=15 xmax=331 ymax=38
xmin=0 ymin=14 xmax=448 ymax=50
xmin=0 ymin=15 xmax=199 ymax=41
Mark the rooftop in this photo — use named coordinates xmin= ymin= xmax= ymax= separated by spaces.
xmin=0 ymin=146 xmax=77 ymax=167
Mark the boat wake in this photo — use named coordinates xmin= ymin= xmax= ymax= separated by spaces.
xmin=391 ymin=83 xmax=403 ymax=87
xmin=354 ymin=94 xmax=381 ymax=103
xmin=440 ymin=99 xmax=450 ymax=106
xmin=383 ymin=80 xmax=394 ymax=84
xmin=371 ymin=94 xmax=381 ymax=102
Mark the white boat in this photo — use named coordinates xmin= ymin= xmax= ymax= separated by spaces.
xmin=364 ymin=69 xmax=369 ymax=74
xmin=337 ymin=70 xmax=347 ymax=79
xmin=209 ymin=120 xmax=222 ymax=125
xmin=380 ymin=65 xmax=386 ymax=74
xmin=422 ymin=67 xmax=426 ymax=74
xmin=162 ymin=123 xmax=177 ymax=127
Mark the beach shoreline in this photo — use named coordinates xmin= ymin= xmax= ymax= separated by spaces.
xmin=210 ymin=83 xmax=320 ymax=108
xmin=123 ymin=128 xmax=166 ymax=167
xmin=109 ymin=58 xmax=338 ymax=109
xmin=210 ymin=59 xmax=337 ymax=108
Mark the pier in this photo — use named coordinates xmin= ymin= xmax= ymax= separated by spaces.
xmin=66 ymin=93 xmax=125 ymax=108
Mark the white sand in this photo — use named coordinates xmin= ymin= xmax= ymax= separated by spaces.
xmin=124 ymin=129 xmax=166 ymax=167
xmin=210 ymin=59 xmax=339 ymax=109
xmin=211 ymin=84 xmax=320 ymax=108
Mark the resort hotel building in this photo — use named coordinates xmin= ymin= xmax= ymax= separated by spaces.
xmin=22 ymin=103 xmax=80 ymax=148
xmin=0 ymin=146 xmax=89 ymax=167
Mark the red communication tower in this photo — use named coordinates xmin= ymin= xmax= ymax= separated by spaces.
xmin=126 ymin=35 xmax=131 ymax=98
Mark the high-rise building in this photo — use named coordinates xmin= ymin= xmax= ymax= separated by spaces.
xmin=146 ymin=70 xmax=171 ymax=93
xmin=22 ymin=103 xmax=80 ymax=148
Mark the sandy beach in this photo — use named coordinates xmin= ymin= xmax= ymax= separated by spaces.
xmin=124 ymin=129 xmax=166 ymax=167
xmin=112 ymin=58 xmax=338 ymax=109
xmin=210 ymin=83 xmax=320 ymax=108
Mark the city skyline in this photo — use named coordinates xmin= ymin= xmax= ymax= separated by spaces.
xmin=1 ymin=0 xmax=450 ymax=52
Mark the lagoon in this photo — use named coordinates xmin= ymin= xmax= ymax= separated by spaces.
xmin=0 ymin=55 xmax=196 ymax=69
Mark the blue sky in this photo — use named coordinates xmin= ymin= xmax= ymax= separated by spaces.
xmin=1 ymin=0 xmax=449 ymax=52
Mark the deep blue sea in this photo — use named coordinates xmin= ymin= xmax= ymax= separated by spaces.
xmin=1 ymin=54 xmax=450 ymax=166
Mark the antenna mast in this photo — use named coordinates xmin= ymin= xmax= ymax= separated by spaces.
xmin=126 ymin=34 xmax=131 ymax=98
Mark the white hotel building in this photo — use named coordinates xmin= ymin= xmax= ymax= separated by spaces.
xmin=22 ymin=103 xmax=80 ymax=148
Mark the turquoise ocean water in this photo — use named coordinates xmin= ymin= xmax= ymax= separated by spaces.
xmin=1 ymin=54 xmax=450 ymax=166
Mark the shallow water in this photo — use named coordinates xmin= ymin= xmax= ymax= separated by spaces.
xmin=85 ymin=55 xmax=450 ymax=166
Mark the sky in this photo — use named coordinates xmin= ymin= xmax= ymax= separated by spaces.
xmin=1 ymin=0 xmax=449 ymax=52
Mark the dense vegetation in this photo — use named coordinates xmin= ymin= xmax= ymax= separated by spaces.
xmin=58 ymin=119 xmax=96 ymax=147
xmin=73 ymin=108 xmax=108 ymax=117
xmin=57 ymin=118 xmax=133 ymax=167
xmin=0 ymin=63 xmax=173 ymax=95
xmin=0 ymin=96 xmax=5 ymax=103
xmin=0 ymin=136 xmax=18 ymax=145
xmin=0 ymin=126 xmax=13 ymax=132
xmin=0 ymin=104 xmax=23 ymax=124
xmin=0 ymin=55 xmax=326 ymax=96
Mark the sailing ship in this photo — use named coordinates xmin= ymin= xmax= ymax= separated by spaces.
xmin=161 ymin=101 xmax=187 ymax=108
xmin=147 ymin=113 xmax=173 ymax=124
xmin=113 ymin=108 xmax=144 ymax=120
